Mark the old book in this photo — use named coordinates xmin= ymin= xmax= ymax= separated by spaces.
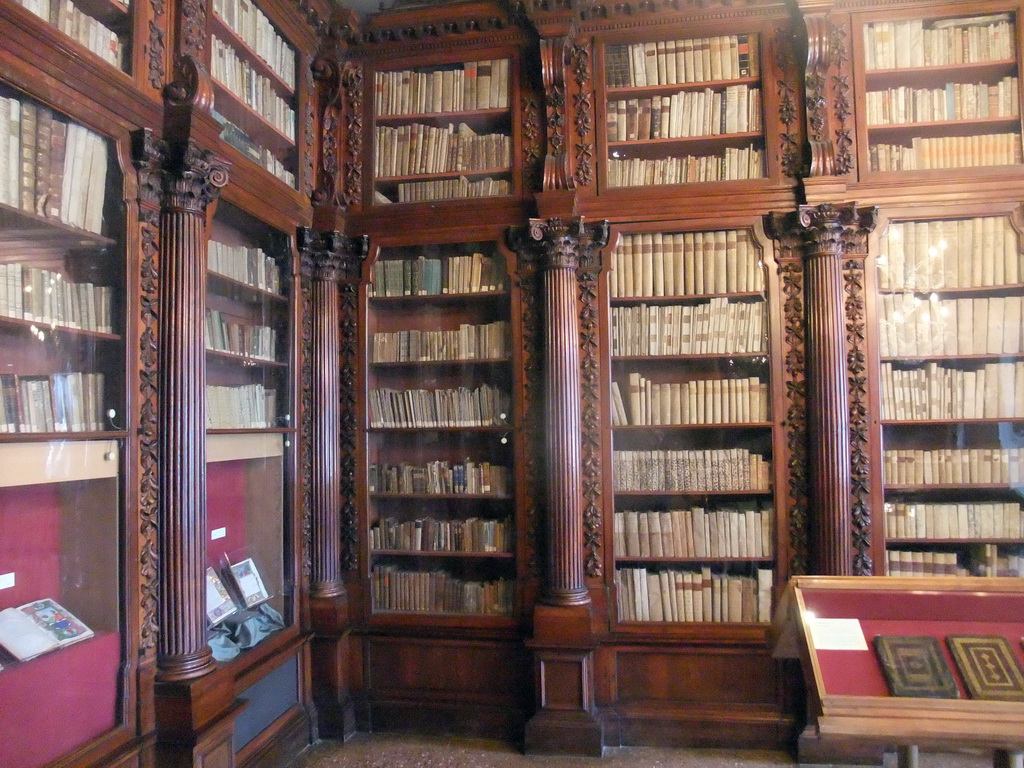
xmin=205 ymin=566 xmax=239 ymax=625
xmin=0 ymin=597 xmax=93 ymax=661
xmin=947 ymin=635 xmax=1024 ymax=701
xmin=874 ymin=635 xmax=959 ymax=698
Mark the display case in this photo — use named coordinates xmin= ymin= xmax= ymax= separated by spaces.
xmin=368 ymin=52 xmax=518 ymax=206
xmin=853 ymin=4 xmax=1024 ymax=177
xmin=872 ymin=204 xmax=1024 ymax=578
xmin=205 ymin=202 xmax=295 ymax=659
xmin=773 ymin=575 xmax=1024 ymax=765
xmin=606 ymin=222 xmax=782 ymax=625
xmin=364 ymin=239 xmax=519 ymax=621
xmin=0 ymin=87 xmax=128 ymax=768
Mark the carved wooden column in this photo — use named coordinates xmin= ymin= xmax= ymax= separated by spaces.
xmin=156 ymin=139 xmax=229 ymax=681
xmin=298 ymin=227 xmax=366 ymax=739
xmin=766 ymin=204 xmax=876 ymax=575
xmin=508 ymin=217 xmax=609 ymax=756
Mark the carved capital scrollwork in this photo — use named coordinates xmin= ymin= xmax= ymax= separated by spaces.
xmin=163 ymin=54 xmax=215 ymax=114
xmin=163 ymin=140 xmax=229 ymax=213
xmin=297 ymin=228 xmax=367 ymax=283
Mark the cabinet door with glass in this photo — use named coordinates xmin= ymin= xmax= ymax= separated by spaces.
xmin=364 ymin=240 xmax=519 ymax=624
xmin=204 ymin=202 xmax=296 ymax=660
xmin=0 ymin=86 xmax=131 ymax=768
xmin=606 ymin=224 xmax=783 ymax=626
xmin=874 ymin=205 xmax=1024 ymax=578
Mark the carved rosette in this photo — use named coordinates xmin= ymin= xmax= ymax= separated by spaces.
xmin=181 ymin=0 xmax=207 ymax=58
xmin=509 ymin=218 xmax=607 ymax=605
xmin=311 ymin=54 xmax=341 ymax=206
xmin=830 ymin=21 xmax=853 ymax=176
xmin=132 ymin=129 xmax=167 ymax=651
xmin=540 ymin=37 xmax=572 ymax=192
xmin=577 ymin=224 xmax=607 ymax=577
xmin=773 ymin=27 xmax=803 ymax=179
xmin=570 ymin=42 xmax=594 ymax=188
xmin=764 ymin=213 xmax=809 ymax=576
xmin=341 ymin=62 xmax=364 ymax=207
xmin=148 ymin=18 xmax=166 ymax=91
xmin=844 ymin=256 xmax=872 ymax=575
xmin=522 ymin=93 xmax=544 ymax=193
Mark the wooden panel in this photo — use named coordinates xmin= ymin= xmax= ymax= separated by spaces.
xmin=614 ymin=647 xmax=777 ymax=704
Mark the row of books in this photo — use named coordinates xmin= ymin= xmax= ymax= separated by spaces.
xmin=862 ymin=14 xmax=1014 ymax=71
xmin=204 ymin=310 xmax=278 ymax=362
xmin=885 ymin=448 xmax=1024 ymax=486
xmin=611 ymin=299 xmax=766 ymax=357
xmin=604 ymin=34 xmax=760 ymax=88
xmin=374 ymin=123 xmax=511 ymax=178
xmin=607 ymin=146 xmax=765 ymax=188
xmin=17 ymin=0 xmax=123 ymax=68
xmin=0 ymin=264 xmax=113 ymax=333
xmin=885 ymin=501 xmax=1024 ymax=540
xmin=885 ymin=546 xmax=1021 ymax=578
xmin=217 ymin=115 xmax=295 ymax=187
xmin=368 ymin=384 xmax=510 ymax=429
xmin=606 ymin=86 xmax=762 ymax=143
xmin=615 ymin=504 xmax=773 ymax=560
xmin=880 ymin=294 xmax=1024 ymax=358
xmin=878 ymin=216 xmax=1021 ymax=291
xmin=613 ymin=448 xmax=771 ymax=493
xmin=866 ymin=78 xmax=1019 ymax=126
xmin=611 ymin=374 xmax=769 ymax=428
xmin=880 ymin=361 xmax=1024 ymax=421
xmin=370 ymin=253 xmax=506 ymax=297
xmin=368 ymin=460 xmax=510 ymax=495
xmin=0 ymin=372 xmax=105 ymax=433
xmin=0 ymin=97 xmax=109 ymax=234
xmin=387 ymin=175 xmax=511 ymax=204
xmin=370 ymin=566 xmax=513 ymax=615
xmin=615 ymin=566 xmax=772 ymax=624
xmin=371 ymin=321 xmax=509 ymax=363
xmin=212 ymin=0 xmax=296 ymax=89
xmin=208 ymin=240 xmax=282 ymax=295
xmin=212 ymin=36 xmax=295 ymax=142
xmin=869 ymin=134 xmax=1022 ymax=172
xmin=374 ymin=60 xmax=510 ymax=117
xmin=206 ymin=383 xmax=277 ymax=429
xmin=610 ymin=229 xmax=764 ymax=298
xmin=370 ymin=516 xmax=511 ymax=553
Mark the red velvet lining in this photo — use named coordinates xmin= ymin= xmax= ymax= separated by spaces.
xmin=803 ymin=589 xmax=1024 ymax=697
xmin=0 ymin=631 xmax=120 ymax=768
xmin=207 ymin=460 xmax=249 ymax=566
xmin=0 ymin=485 xmax=61 ymax=609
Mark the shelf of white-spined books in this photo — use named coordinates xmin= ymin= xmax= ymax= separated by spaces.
xmin=206 ymin=383 xmax=279 ymax=429
xmin=615 ymin=565 xmax=773 ymax=623
xmin=204 ymin=309 xmax=279 ymax=363
xmin=367 ymin=384 xmax=510 ymax=429
xmin=208 ymin=240 xmax=284 ymax=295
xmin=371 ymin=322 xmax=509 ymax=364
xmin=0 ymin=264 xmax=114 ymax=334
xmin=0 ymin=97 xmax=112 ymax=236
xmin=884 ymin=500 xmax=1024 ymax=539
xmin=604 ymin=34 xmax=760 ymax=89
xmin=374 ymin=59 xmax=510 ymax=118
xmin=879 ymin=360 xmax=1024 ymax=421
xmin=865 ymin=79 xmax=1018 ymax=128
xmin=614 ymin=504 xmax=773 ymax=560
xmin=612 ymin=448 xmax=772 ymax=493
xmin=605 ymin=90 xmax=762 ymax=144
xmin=0 ymin=372 xmax=108 ymax=433
xmin=610 ymin=375 xmax=769 ymax=427
xmin=883 ymin=447 xmax=1024 ymax=486
xmin=861 ymin=13 xmax=1016 ymax=73
xmin=370 ymin=515 xmax=513 ymax=554
xmin=884 ymin=543 xmax=1024 ymax=577
xmin=210 ymin=80 xmax=296 ymax=159
xmin=11 ymin=0 xmax=128 ymax=70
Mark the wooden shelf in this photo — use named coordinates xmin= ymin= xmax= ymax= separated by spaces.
xmin=886 ymin=538 xmax=1024 ymax=545
xmin=614 ymin=489 xmax=771 ymax=498
xmin=369 ymin=289 xmax=509 ymax=304
xmin=376 ymin=167 xmax=512 ymax=184
xmin=615 ymin=555 xmax=774 ymax=564
xmin=885 ymin=483 xmax=1024 ymax=494
xmin=206 ymin=348 xmax=287 ymax=368
xmin=207 ymin=271 xmax=287 ymax=305
xmin=370 ymin=492 xmax=513 ymax=500
xmin=367 ymin=425 xmax=510 ymax=433
xmin=374 ymin=108 xmax=509 ymax=128
xmin=612 ymin=352 xmax=768 ymax=362
xmin=881 ymin=417 xmax=1024 ymax=426
xmin=612 ymin=422 xmax=773 ymax=432
xmin=609 ymin=132 xmax=763 ymax=160
xmin=867 ymin=116 xmax=1021 ymax=141
xmin=611 ymin=291 xmax=765 ymax=304
xmin=210 ymin=80 xmax=295 ymax=158
xmin=0 ymin=314 xmax=119 ymax=341
xmin=864 ymin=59 xmax=1018 ymax=89
xmin=882 ymin=352 xmax=1024 ymax=363
xmin=371 ymin=548 xmax=514 ymax=559
xmin=606 ymin=75 xmax=760 ymax=96
xmin=370 ymin=357 xmax=510 ymax=368
xmin=0 ymin=200 xmax=115 ymax=250
xmin=878 ymin=283 xmax=1024 ymax=297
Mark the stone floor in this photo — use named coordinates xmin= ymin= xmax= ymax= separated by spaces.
xmin=291 ymin=733 xmax=991 ymax=768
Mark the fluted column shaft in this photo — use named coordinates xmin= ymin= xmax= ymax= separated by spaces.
xmin=542 ymin=252 xmax=587 ymax=604
xmin=156 ymin=142 xmax=228 ymax=681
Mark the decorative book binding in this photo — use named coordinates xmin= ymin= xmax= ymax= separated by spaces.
xmin=873 ymin=634 xmax=959 ymax=698
xmin=947 ymin=635 xmax=1024 ymax=701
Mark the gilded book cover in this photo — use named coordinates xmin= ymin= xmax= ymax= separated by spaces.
xmin=947 ymin=635 xmax=1024 ymax=701
xmin=874 ymin=635 xmax=959 ymax=698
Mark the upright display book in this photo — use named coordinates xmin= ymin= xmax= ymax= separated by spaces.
xmin=873 ymin=635 xmax=959 ymax=699
xmin=205 ymin=567 xmax=239 ymax=625
xmin=224 ymin=557 xmax=270 ymax=608
xmin=947 ymin=635 xmax=1024 ymax=701
xmin=0 ymin=598 xmax=94 ymax=661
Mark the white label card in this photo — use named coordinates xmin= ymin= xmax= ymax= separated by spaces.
xmin=807 ymin=617 xmax=868 ymax=651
